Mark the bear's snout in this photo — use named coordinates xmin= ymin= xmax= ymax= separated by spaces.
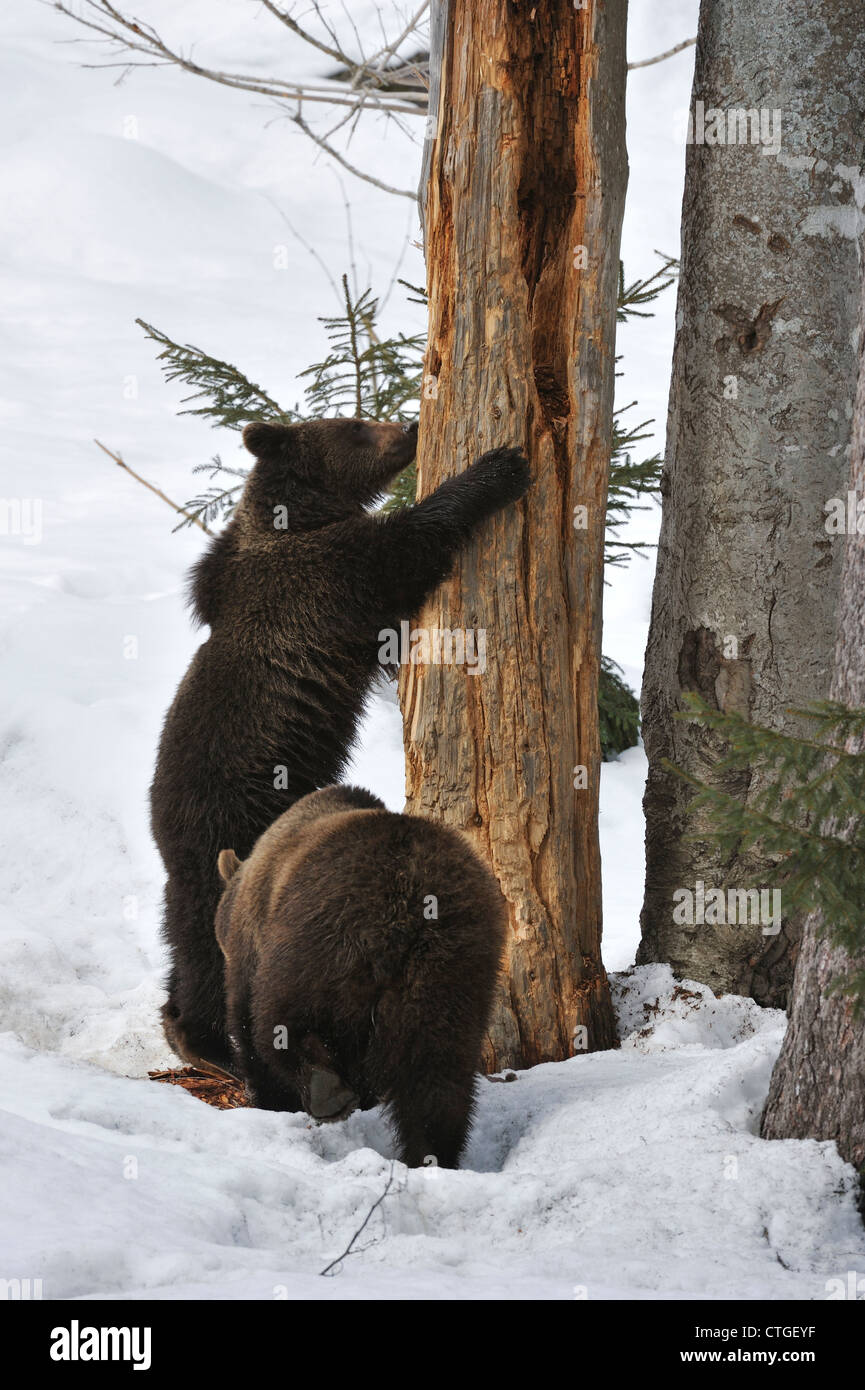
xmin=383 ymin=418 xmax=417 ymax=465
xmin=307 ymin=1066 xmax=359 ymax=1121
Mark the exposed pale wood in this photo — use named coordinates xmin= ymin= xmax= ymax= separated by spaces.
xmin=401 ymin=0 xmax=627 ymax=1069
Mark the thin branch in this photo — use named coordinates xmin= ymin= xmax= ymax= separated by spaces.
xmin=323 ymin=89 xmax=372 ymax=142
xmin=292 ymin=109 xmax=417 ymax=199
xmin=382 ymin=58 xmax=430 ymax=92
xmin=259 ymin=0 xmax=354 ymax=67
xmin=628 ymin=37 xmax=697 ymax=71
xmin=261 ymin=193 xmax=343 ymax=305
xmin=338 ymin=0 xmax=369 ymax=86
xmin=378 ymin=207 xmax=417 ymax=315
xmin=372 ymin=3 xmax=395 ymax=69
xmin=334 ymin=174 xmax=361 ymax=302
xmin=309 ymin=0 xmax=348 ymax=56
xmin=367 ymin=1 xmax=430 ymax=75
xmin=50 ymin=0 xmax=426 ymax=115
xmin=95 ymin=439 xmax=212 ymax=533
xmin=263 ymin=0 xmax=425 ymax=107
xmin=319 ymin=1163 xmax=400 ymax=1276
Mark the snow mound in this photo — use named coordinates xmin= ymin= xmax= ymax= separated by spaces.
xmin=613 ymin=963 xmax=784 ymax=1052
xmin=2 ymin=981 xmax=864 ymax=1301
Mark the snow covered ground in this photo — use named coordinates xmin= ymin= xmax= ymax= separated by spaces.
xmin=3 ymin=965 xmax=863 ymax=1301
xmin=2 ymin=0 xmax=863 ymax=1300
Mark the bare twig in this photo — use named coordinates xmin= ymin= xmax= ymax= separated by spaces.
xmin=321 ymin=92 xmax=371 ymax=143
xmin=50 ymin=0 xmax=426 ymax=115
xmin=334 ymin=174 xmax=361 ymax=302
xmin=292 ymin=109 xmax=417 ymax=200
xmin=320 ymin=1162 xmax=401 ymax=1276
xmin=262 ymin=193 xmax=343 ymax=305
xmin=95 ymin=439 xmax=212 ymax=533
xmin=381 ymin=58 xmax=430 ymax=92
xmin=338 ymin=0 xmax=369 ymax=84
xmin=628 ymin=37 xmax=697 ymax=71
xmin=378 ymin=218 xmax=417 ymax=315
xmin=50 ymin=0 xmax=431 ymax=199
xmin=259 ymin=0 xmax=353 ymax=68
xmin=366 ymin=1 xmax=430 ymax=77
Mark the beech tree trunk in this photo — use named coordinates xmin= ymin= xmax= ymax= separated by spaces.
xmin=761 ymin=275 xmax=865 ymax=1173
xmin=638 ymin=0 xmax=865 ymax=1007
xmin=399 ymin=0 xmax=627 ymax=1071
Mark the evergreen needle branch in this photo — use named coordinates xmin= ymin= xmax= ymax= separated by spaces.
xmin=676 ymin=697 xmax=862 ymax=762
xmin=664 ymin=758 xmax=861 ymax=853
xmin=136 ymin=318 xmax=288 ymax=430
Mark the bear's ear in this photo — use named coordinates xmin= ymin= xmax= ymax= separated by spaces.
xmin=217 ymin=848 xmax=242 ymax=883
xmin=242 ymin=421 xmax=284 ymax=456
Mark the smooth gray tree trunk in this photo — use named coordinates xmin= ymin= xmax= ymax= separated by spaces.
xmin=761 ymin=273 xmax=865 ymax=1175
xmin=639 ymin=0 xmax=865 ymax=1006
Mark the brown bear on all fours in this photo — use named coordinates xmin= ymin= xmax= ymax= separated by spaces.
xmin=150 ymin=416 xmax=529 ymax=1074
xmin=214 ymin=785 xmax=508 ymax=1169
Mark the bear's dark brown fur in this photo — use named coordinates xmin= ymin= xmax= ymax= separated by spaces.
xmin=150 ymin=417 xmax=529 ymax=1072
xmin=214 ymin=785 xmax=508 ymax=1168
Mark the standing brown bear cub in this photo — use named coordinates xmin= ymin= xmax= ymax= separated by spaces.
xmin=215 ymin=785 xmax=508 ymax=1168
xmin=150 ymin=416 xmax=529 ymax=1074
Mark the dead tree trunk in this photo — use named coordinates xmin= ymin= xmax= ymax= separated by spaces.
xmin=638 ymin=0 xmax=865 ymax=1007
xmin=400 ymin=0 xmax=627 ymax=1070
xmin=761 ymin=274 xmax=865 ymax=1174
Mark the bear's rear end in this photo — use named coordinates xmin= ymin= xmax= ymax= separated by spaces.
xmin=216 ymin=787 xmax=508 ymax=1167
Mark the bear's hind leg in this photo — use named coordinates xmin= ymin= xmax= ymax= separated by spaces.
xmin=385 ymin=1063 xmax=478 ymax=1169
xmin=161 ymin=872 xmax=232 ymax=1073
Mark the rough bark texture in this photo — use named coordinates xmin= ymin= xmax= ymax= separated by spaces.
xmin=400 ymin=0 xmax=627 ymax=1070
xmin=638 ymin=0 xmax=865 ymax=1006
xmin=761 ymin=275 xmax=865 ymax=1174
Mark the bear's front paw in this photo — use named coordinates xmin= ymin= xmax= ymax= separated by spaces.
xmin=468 ymin=446 xmax=531 ymax=503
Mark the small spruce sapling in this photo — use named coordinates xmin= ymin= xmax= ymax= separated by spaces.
xmin=132 ymin=259 xmax=676 ymax=756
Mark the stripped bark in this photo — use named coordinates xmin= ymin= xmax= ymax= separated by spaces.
xmin=400 ymin=0 xmax=627 ymax=1069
